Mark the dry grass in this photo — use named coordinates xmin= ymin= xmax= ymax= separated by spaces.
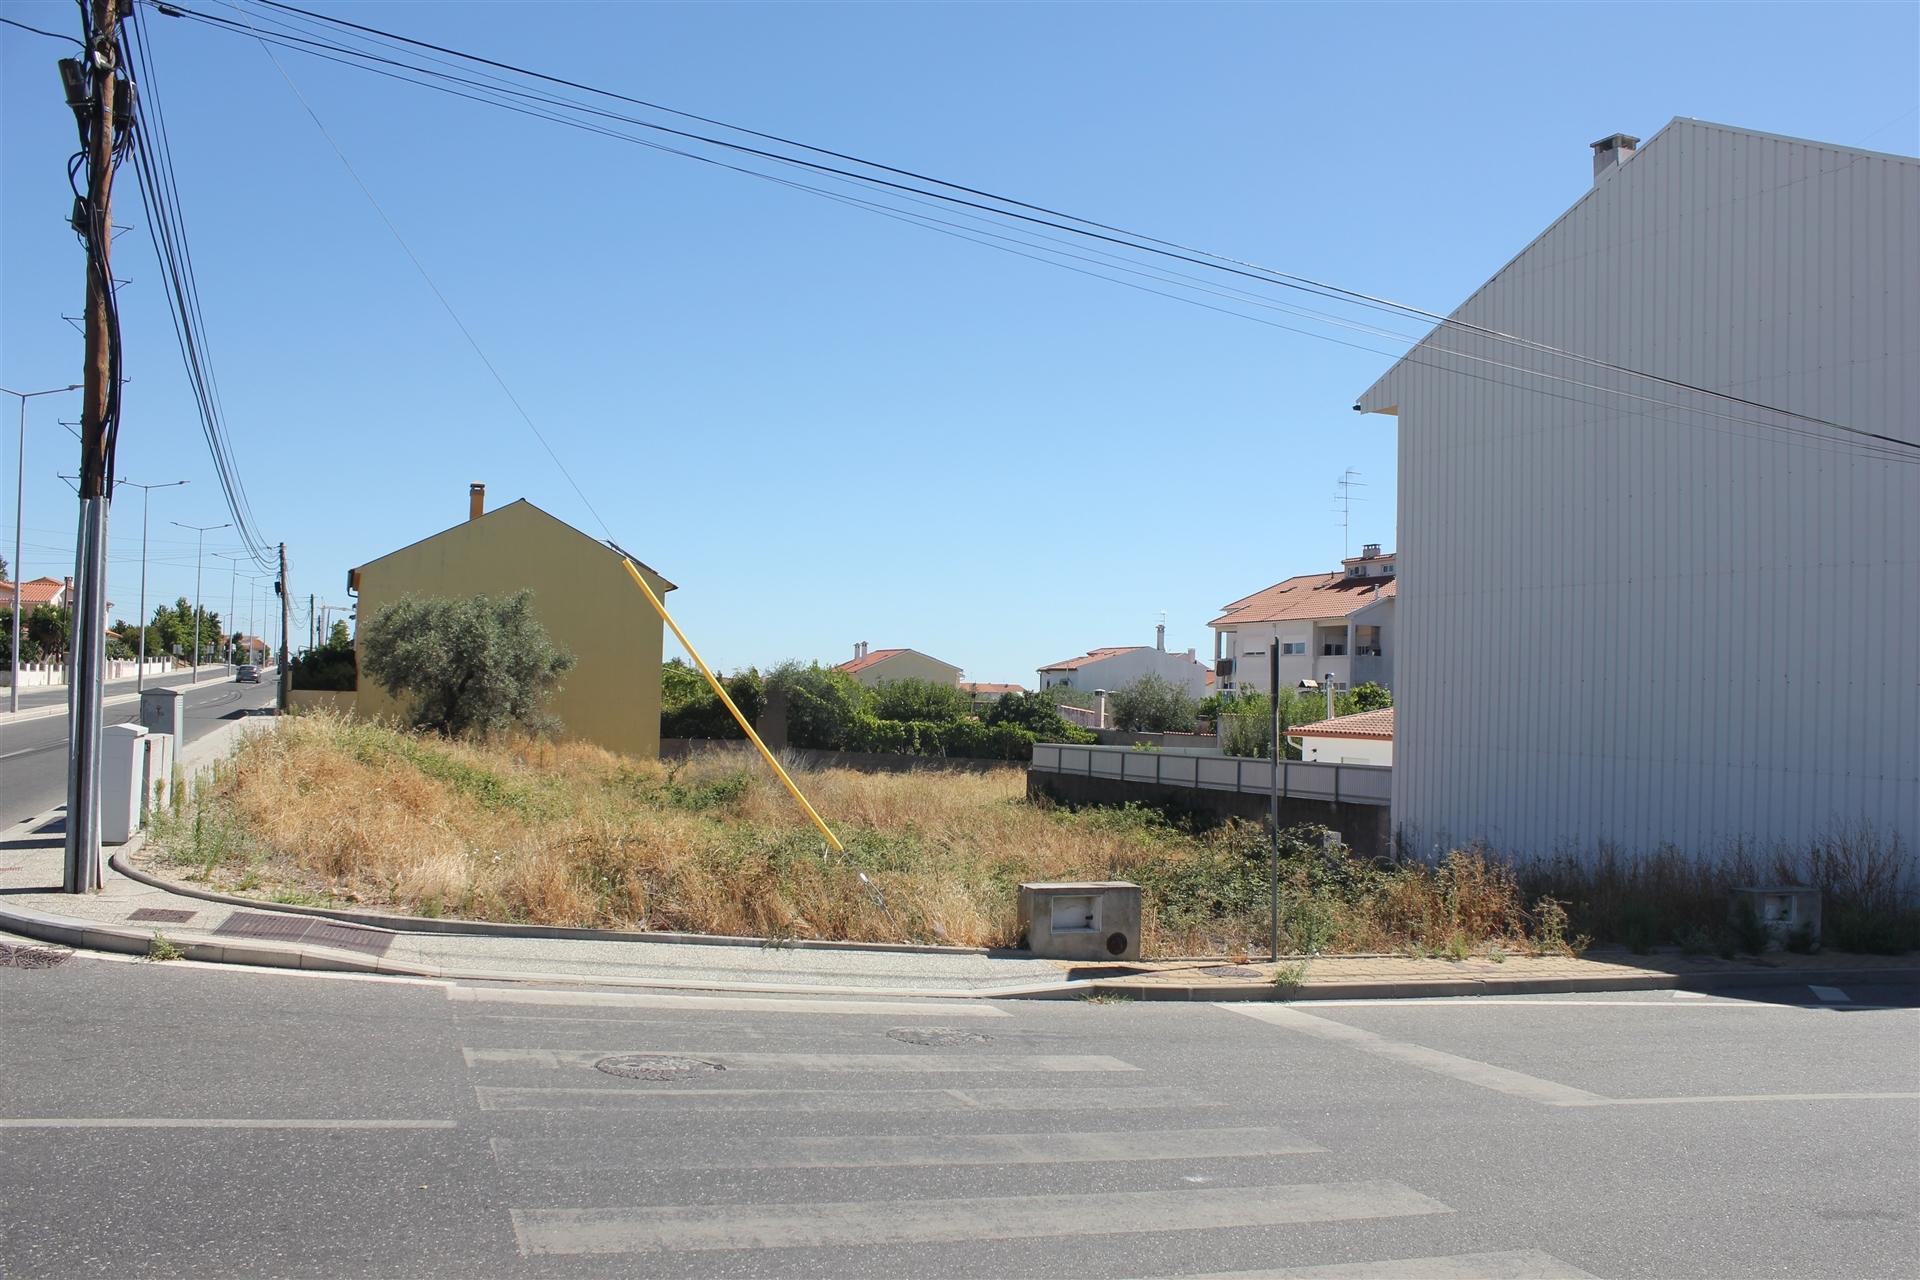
xmin=150 ymin=714 xmax=1564 ymax=956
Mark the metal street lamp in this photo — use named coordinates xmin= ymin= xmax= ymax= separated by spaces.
xmin=213 ymin=551 xmax=248 ymax=668
xmin=170 ymin=520 xmax=229 ymax=683
xmin=117 ymin=478 xmax=188 ymax=692
xmin=2 ymin=383 xmax=81 ymax=714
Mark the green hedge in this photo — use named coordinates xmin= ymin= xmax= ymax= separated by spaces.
xmin=845 ymin=715 xmax=1038 ymax=761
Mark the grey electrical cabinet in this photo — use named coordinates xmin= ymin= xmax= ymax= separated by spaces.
xmin=1018 ymin=881 xmax=1142 ymax=961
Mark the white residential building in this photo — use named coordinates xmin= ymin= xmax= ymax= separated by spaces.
xmin=1289 ymin=707 xmax=1395 ymax=767
xmin=1037 ymin=625 xmax=1211 ymax=698
xmin=1210 ymin=545 xmax=1397 ymax=696
xmin=1357 ymin=119 xmax=1919 ymax=858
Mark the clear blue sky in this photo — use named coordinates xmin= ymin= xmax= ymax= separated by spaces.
xmin=4 ymin=1 xmax=1915 ymax=680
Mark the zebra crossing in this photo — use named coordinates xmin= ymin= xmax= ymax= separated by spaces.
xmin=452 ymin=992 xmax=1599 ymax=1276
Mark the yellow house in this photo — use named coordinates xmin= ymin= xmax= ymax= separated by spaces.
xmin=833 ymin=643 xmax=963 ymax=688
xmin=345 ymin=486 xmax=675 ymax=759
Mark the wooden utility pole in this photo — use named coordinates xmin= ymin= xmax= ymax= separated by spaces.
xmin=64 ymin=0 xmax=122 ymax=894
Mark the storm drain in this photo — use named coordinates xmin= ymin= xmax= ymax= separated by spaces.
xmin=886 ymin=1027 xmax=994 ymax=1048
xmin=0 ymin=942 xmax=72 ymax=969
xmin=128 ymin=908 xmax=198 ymax=924
xmin=1199 ymin=965 xmax=1268 ymax=981
xmin=594 ymin=1054 xmax=726 ymax=1082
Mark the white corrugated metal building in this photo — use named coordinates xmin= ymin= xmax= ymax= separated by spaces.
xmin=1357 ymin=118 xmax=1918 ymax=859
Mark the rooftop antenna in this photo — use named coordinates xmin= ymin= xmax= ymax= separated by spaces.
xmin=1335 ymin=468 xmax=1367 ymax=558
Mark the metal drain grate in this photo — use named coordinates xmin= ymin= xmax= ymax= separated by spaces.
xmin=594 ymin=1054 xmax=726 ymax=1081
xmin=887 ymin=1027 xmax=995 ymax=1048
xmin=128 ymin=908 xmax=198 ymax=924
xmin=0 ymin=943 xmax=72 ymax=969
xmin=1199 ymin=965 xmax=1269 ymax=980
xmin=212 ymin=910 xmax=395 ymax=958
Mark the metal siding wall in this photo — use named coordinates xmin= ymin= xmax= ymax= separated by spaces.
xmin=1390 ymin=121 xmax=1919 ymax=859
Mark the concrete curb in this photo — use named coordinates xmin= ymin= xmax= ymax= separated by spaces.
xmin=1069 ymin=966 xmax=1920 ymax=1002
xmin=107 ymin=855 xmax=1006 ymax=959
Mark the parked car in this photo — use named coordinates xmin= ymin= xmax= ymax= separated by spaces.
xmin=236 ymin=664 xmax=260 ymax=683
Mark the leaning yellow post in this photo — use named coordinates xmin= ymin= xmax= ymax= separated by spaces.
xmin=619 ymin=558 xmax=845 ymax=853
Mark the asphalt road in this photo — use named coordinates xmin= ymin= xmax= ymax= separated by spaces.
xmin=0 ymin=954 xmax=1913 ymax=1279
xmin=0 ymin=673 xmax=279 ymax=827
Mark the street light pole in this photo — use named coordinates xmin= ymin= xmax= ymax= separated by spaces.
xmin=2 ymin=383 xmax=81 ymax=713
xmin=214 ymin=552 xmax=244 ymax=667
xmin=118 ymin=478 xmax=187 ymax=692
xmin=171 ymin=520 xmax=228 ymax=684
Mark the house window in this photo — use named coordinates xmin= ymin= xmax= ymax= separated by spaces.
xmin=1244 ymin=648 xmax=1266 ymax=658
xmin=1347 ymin=566 xmax=1364 ymax=577
xmin=1280 ymin=642 xmax=1306 ymax=656
xmin=1322 ymin=642 xmax=1346 ymax=656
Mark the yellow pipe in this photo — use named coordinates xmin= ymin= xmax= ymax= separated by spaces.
xmin=619 ymin=558 xmax=845 ymax=853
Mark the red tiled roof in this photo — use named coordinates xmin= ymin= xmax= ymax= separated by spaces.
xmin=1288 ymin=707 xmax=1395 ymax=740
xmin=960 ymin=682 xmax=1025 ymax=695
xmin=834 ymin=648 xmax=908 ymax=675
xmin=1210 ymin=572 xmax=1397 ymax=627
xmin=1 ymin=576 xmax=66 ymax=608
xmin=1037 ymin=646 xmax=1142 ymax=672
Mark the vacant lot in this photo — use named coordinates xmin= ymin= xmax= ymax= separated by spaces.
xmin=144 ymin=714 xmax=1579 ymax=957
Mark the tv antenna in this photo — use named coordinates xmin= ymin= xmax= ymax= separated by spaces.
xmin=1335 ymin=468 xmax=1367 ymax=557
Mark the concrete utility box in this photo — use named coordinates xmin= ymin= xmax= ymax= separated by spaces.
xmin=102 ymin=723 xmax=150 ymax=845
xmin=1732 ymin=885 xmax=1821 ymax=948
xmin=143 ymin=729 xmax=176 ymax=820
xmin=140 ymin=686 xmax=185 ymax=740
xmin=1018 ymin=881 xmax=1142 ymax=961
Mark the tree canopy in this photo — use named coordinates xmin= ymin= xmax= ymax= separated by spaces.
xmin=358 ymin=591 xmax=573 ymax=737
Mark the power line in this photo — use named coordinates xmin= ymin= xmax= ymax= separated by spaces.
xmin=187 ymin=0 xmax=1916 ymax=457
xmin=149 ymin=0 xmax=1918 ymax=463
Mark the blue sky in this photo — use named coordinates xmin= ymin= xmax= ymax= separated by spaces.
xmin=4 ymin=1 xmax=1915 ymax=681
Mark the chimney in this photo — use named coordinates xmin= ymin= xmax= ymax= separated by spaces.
xmin=1362 ymin=542 xmax=1382 ymax=559
xmin=853 ymin=641 xmax=867 ymax=661
xmin=469 ymin=482 xmax=485 ymax=521
xmin=1590 ymin=132 xmax=1639 ymax=184
xmin=1155 ymin=622 xmax=1165 ymax=652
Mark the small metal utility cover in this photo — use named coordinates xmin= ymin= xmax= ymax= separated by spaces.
xmin=0 ymin=943 xmax=71 ymax=969
xmin=594 ymin=1054 xmax=725 ymax=1081
xmin=1200 ymin=965 xmax=1268 ymax=981
xmin=886 ymin=1028 xmax=995 ymax=1048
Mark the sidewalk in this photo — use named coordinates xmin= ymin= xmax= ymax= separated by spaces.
xmin=3 ymin=707 xmax=1914 ymax=997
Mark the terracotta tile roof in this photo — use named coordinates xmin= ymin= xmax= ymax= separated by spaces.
xmin=834 ymin=647 xmax=908 ymax=676
xmin=960 ymin=682 xmax=1025 ymax=696
xmin=1210 ymin=572 xmax=1397 ymax=627
xmin=1288 ymin=706 xmax=1395 ymax=740
xmin=2 ymin=576 xmax=66 ymax=608
xmin=1037 ymin=646 xmax=1143 ymax=672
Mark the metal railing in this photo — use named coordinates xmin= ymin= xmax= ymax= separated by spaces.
xmin=1030 ymin=742 xmax=1390 ymax=806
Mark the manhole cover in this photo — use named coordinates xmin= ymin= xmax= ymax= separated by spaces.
xmin=593 ymin=1054 xmax=725 ymax=1081
xmin=887 ymin=1027 xmax=994 ymax=1048
xmin=1200 ymin=965 xmax=1268 ymax=981
xmin=0 ymin=943 xmax=72 ymax=970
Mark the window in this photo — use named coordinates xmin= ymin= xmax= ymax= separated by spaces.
xmin=1322 ymin=642 xmax=1346 ymax=656
xmin=1347 ymin=566 xmax=1364 ymax=577
xmin=1280 ymin=642 xmax=1306 ymax=655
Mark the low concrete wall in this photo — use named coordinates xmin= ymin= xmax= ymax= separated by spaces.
xmin=662 ymin=738 xmax=1016 ymax=775
xmin=288 ymin=689 xmax=356 ymax=715
xmin=1027 ymin=768 xmax=1392 ymax=860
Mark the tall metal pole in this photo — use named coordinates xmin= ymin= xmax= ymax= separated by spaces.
xmin=1268 ymin=647 xmax=1281 ymax=961
xmin=172 ymin=521 xmax=227 ymax=683
xmin=63 ymin=0 xmax=123 ymax=894
xmin=118 ymin=479 xmax=186 ymax=691
xmin=3 ymin=385 xmax=80 ymax=713
xmin=277 ymin=542 xmax=291 ymax=712
xmin=214 ymin=552 xmax=242 ymax=666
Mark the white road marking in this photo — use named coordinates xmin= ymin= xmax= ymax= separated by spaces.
xmin=1559 ymin=1091 xmax=1920 ymax=1108
xmin=1808 ymin=985 xmax=1850 ymax=1003
xmin=511 ymin=1180 xmax=1452 ymax=1256
xmin=492 ymin=1126 xmax=1324 ymax=1170
xmin=1301 ymin=997 xmax=1798 ymax=1009
xmin=463 ymin=1047 xmax=1135 ymax=1073
xmin=0 ymin=1118 xmax=458 ymax=1129
xmin=1670 ymin=990 xmax=1706 ymax=999
xmin=1221 ymin=1005 xmax=1606 ymax=1106
xmin=1155 ymin=1248 xmax=1599 ymax=1279
xmin=473 ymin=1084 xmax=1218 ymax=1112
xmin=447 ymin=986 xmax=1007 ymax=1017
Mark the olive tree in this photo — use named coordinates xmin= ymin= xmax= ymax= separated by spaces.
xmin=358 ymin=591 xmax=574 ymax=737
xmin=1108 ymin=673 xmax=1199 ymax=732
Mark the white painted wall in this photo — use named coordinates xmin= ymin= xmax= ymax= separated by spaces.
xmin=1294 ymin=734 xmax=1394 ymax=767
xmin=1217 ymin=596 xmax=1395 ymax=696
xmin=1040 ymin=647 xmax=1211 ymax=698
xmin=1360 ymin=119 xmax=1920 ymax=858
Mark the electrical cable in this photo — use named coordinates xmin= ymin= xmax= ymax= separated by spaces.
xmin=162 ymin=4 xmax=1917 ymax=465
xmin=210 ymin=0 xmax=1915 ymax=455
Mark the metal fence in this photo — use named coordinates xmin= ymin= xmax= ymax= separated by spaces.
xmin=1030 ymin=743 xmax=1390 ymax=807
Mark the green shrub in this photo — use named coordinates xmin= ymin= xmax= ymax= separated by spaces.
xmin=358 ymin=590 xmax=574 ymax=738
xmin=1109 ymin=675 xmax=1198 ymax=733
xmin=660 ymin=662 xmax=763 ymax=740
xmin=984 ymin=690 xmax=1095 ymax=744
xmin=765 ymin=661 xmax=866 ymax=749
xmin=869 ymin=678 xmax=970 ymax=724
